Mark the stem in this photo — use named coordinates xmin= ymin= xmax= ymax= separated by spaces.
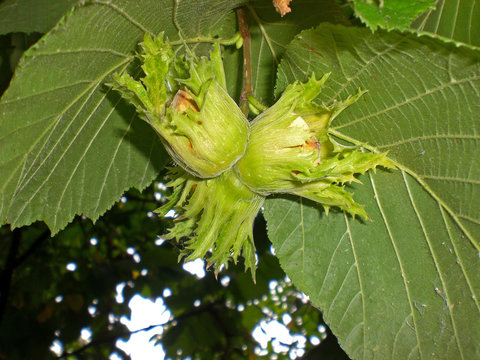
xmin=236 ymin=7 xmax=253 ymax=117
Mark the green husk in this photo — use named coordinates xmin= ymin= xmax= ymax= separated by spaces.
xmin=110 ymin=33 xmax=249 ymax=178
xmin=157 ymin=168 xmax=265 ymax=278
xmin=235 ymin=74 xmax=395 ymax=219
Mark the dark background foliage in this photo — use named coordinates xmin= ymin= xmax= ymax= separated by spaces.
xmin=0 ymin=172 xmax=348 ymax=359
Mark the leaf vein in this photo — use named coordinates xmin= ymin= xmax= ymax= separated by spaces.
xmin=325 ymin=261 xmax=357 ymax=317
xmin=421 ymin=175 xmax=480 ymax=185
xmin=401 ymin=170 xmax=465 ymax=360
xmin=11 ymin=58 xmax=131 ymax=201
xmin=329 ymin=130 xmax=480 ymax=253
xmin=12 ymin=79 xmax=105 ymax=227
xmin=376 ymin=134 xmax=480 ymax=150
xmin=247 ymin=4 xmax=278 ymax=64
xmin=0 ymin=80 xmax=93 ymax=105
xmin=337 ymin=291 xmax=362 ymax=328
xmin=318 ymin=230 xmax=349 ymax=294
xmin=92 ymin=97 xmax=134 ymax=215
xmin=88 ymin=0 xmax=153 ymax=35
xmin=392 ymin=314 xmax=413 ymax=359
xmin=369 ymin=172 xmax=423 ymax=359
xmin=333 ymin=75 xmax=480 ymax=131
xmin=439 ymin=206 xmax=480 ymax=312
xmin=30 ymin=48 xmax=131 ymax=58
xmin=330 ymin=35 xmax=409 ymax=100
xmin=270 ymin=200 xmax=297 ymax=238
xmin=457 ymin=213 xmax=480 ymax=225
xmin=344 ymin=215 xmax=367 ymax=356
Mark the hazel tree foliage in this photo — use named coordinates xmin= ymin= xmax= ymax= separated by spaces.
xmin=1 ymin=0 xmax=479 ymax=359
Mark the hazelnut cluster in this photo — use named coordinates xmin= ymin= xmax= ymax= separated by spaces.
xmin=112 ymin=34 xmax=393 ymax=278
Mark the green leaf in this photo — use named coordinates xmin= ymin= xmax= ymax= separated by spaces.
xmin=351 ymin=0 xmax=435 ymax=31
xmin=412 ymin=0 xmax=480 ymax=47
xmin=0 ymin=0 xmax=77 ymax=34
xmin=223 ymin=0 xmax=349 ymax=105
xmin=0 ymin=0 xmax=243 ymax=234
xmin=266 ymin=24 xmax=480 ymax=359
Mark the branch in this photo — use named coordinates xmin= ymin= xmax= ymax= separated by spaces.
xmin=122 ymin=194 xmax=159 ymax=203
xmin=236 ymin=6 xmax=252 ymax=117
xmin=57 ymin=300 xmax=224 ymax=359
xmin=0 ymin=229 xmax=21 ymax=327
xmin=298 ymin=323 xmax=350 ymax=360
xmin=57 ymin=332 xmax=120 ymax=359
xmin=12 ymin=229 xmax=50 ymax=268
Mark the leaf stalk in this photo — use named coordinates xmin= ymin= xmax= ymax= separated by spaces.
xmin=236 ymin=6 xmax=253 ymax=117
